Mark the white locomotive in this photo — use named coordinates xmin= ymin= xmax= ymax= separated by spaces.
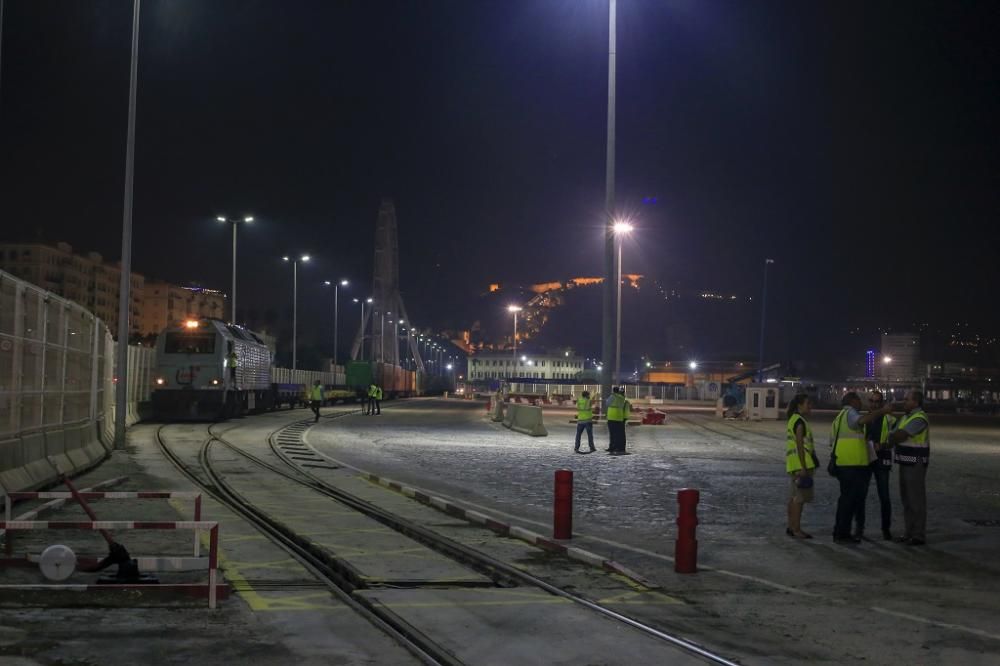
xmin=151 ymin=318 xmax=277 ymax=419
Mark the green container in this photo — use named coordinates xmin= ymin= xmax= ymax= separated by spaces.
xmin=346 ymin=360 xmax=373 ymax=392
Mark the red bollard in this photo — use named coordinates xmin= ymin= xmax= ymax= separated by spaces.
xmin=553 ymin=469 xmax=573 ymax=540
xmin=675 ymin=488 xmax=699 ymax=573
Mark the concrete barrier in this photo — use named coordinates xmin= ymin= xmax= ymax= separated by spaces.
xmin=490 ymin=399 xmax=505 ymax=423
xmin=503 ymin=403 xmax=548 ymax=437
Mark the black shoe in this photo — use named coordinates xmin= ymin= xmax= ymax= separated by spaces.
xmin=786 ymin=528 xmax=794 ymax=537
xmin=589 ymin=448 xmax=596 ymax=453
xmin=882 ymin=529 xmax=893 ymax=541
xmin=894 ymin=535 xmax=911 ymax=544
xmin=834 ymin=535 xmax=861 ymax=544
xmin=574 ymin=449 xmax=581 ymax=454
xmin=906 ymin=538 xmax=926 ymax=546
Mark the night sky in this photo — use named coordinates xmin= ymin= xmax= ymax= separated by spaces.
xmin=1 ymin=1 xmax=997 ymax=365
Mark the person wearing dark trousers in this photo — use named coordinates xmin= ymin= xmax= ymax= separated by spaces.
xmin=831 ymin=392 xmax=893 ymax=544
xmin=855 ymin=391 xmax=897 ymax=540
xmin=888 ymin=390 xmax=931 ymax=546
xmin=367 ymin=383 xmax=377 ymax=415
xmin=308 ymin=381 xmax=324 ymax=423
xmin=574 ymin=391 xmax=596 ymax=453
xmin=605 ymin=386 xmax=631 ymax=455
xmin=374 ymin=385 xmax=383 ymax=415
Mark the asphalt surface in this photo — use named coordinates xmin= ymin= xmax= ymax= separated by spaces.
xmin=309 ymin=398 xmax=1000 ymax=665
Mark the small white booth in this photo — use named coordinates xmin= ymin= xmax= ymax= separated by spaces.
xmin=745 ymin=383 xmax=780 ymax=420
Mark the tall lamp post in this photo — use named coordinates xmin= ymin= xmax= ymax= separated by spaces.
xmin=508 ymin=305 xmax=522 ymax=380
xmin=601 ymin=0 xmax=618 ymax=406
xmin=113 ymin=0 xmax=141 ymax=450
xmin=324 ymin=279 xmax=348 ymax=369
xmin=354 ymin=297 xmax=372 ymax=360
xmin=217 ymin=215 xmax=253 ymax=323
xmin=612 ymin=219 xmax=633 ymax=383
xmin=757 ymin=258 xmax=775 ymax=382
xmin=282 ymin=254 xmax=310 ymax=369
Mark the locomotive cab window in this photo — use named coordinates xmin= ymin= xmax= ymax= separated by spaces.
xmin=164 ymin=332 xmax=216 ymax=354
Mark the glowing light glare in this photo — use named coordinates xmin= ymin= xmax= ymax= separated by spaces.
xmin=521 ymin=355 xmax=527 ymax=362
xmin=446 ymin=364 xmax=453 ymax=370
xmin=366 ymin=297 xmax=373 ymax=303
xmin=216 ymin=216 xmax=226 ymax=222
xmin=340 ymin=279 xmax=348 ymax=286
xmin=883 ymin=356 xmax=893 ymax=364
xmin=301 ymin=255 xmax=311 ymax=262
xmin=184 ymin=320 xmax=200 ymax=329
xmin=324 ymin=280 xmax=331 ymax=286
xmin=155 ymin=378 xmax=165 ymax=386
xmin=689 ymin=361 xmax=698 ymax=370
xmin=243 ymin=216 xmax=254 ymax=223
xmin=613 ymin=220 xmax=634 ymax=234
xmin=507 ymin=305 xmax=522 ymax=313
xmin=282 ymin=256 xmax=290 ymax=261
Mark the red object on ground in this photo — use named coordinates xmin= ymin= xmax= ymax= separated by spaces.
xmin=642 ymin=408 xmax=667 ymax=425
xmin=553 ymin=469 xmax=573 ymax=539
xmin=675 ymin=488 xmax=700 ymax=573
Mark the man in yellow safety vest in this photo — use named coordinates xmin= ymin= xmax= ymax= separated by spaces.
xmin=574 ymin=391 xmax=596 ymax=454
xmin=606 ymin=386 xmax=631 ymax=455
xmin=308 ymin=380 xmax=324 ymax=423
xmin=858 ymin=391 xmax=897 ymax=540
xmin=887 ymin=390 xmax=931 ymax=545
xmin=374 ymin=384 xmax=383 ymax=415
xmin=830 ymin=392 xmax=893 ymax=543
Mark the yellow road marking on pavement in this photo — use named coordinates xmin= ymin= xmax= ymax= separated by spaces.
xmin=371 ymin=597 xmax=573 ymax=609
xmin=598 ymin=590 xmax=682 ymax=605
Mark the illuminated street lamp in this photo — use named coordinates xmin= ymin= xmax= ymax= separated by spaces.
xmin=883 ymin=356 xmax=893 ymax=364
xmin=282 ymin=254 xmax=310 ymax=369
xmin=323 ymin=279 xmax=349 ymax=368
xmin=217 ymin=215 xmax=254 ymax=323
xmin=612 ymin=219 xmax=634 ymax=383
xmin=353 ymin=297 xmax=373 ymax=360
xmin=508 ymin=305 xmax=522 ymax=379
xmin=689 ymin=361 xmax=698 ymax=370
xmin=757 ymin=258 xmax=775 ymax=381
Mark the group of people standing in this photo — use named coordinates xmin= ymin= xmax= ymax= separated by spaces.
xmin=573 ymin=387 xmax=632 ymax=455
xmin=785 ymin=389 xmax=930 ymax=545
xmin=366 ymin=383 xmax=383 ymax=415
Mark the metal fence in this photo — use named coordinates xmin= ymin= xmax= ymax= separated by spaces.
xmin=1 ymin=270 xmax=155 ymax=501
xmin=508 ymin=382 xmax=709 ymax=402
xmin=272 ymin=367 xmax=346 ymax=387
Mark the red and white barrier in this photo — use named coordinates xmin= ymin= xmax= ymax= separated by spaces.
xmin=4 ymin=490 xmax=203 ymax=558
xmin=0 ymin=519 xmax=221 ymax=608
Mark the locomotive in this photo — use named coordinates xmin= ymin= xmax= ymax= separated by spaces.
xmin=151 ymin=318 xmax=280 ymax=419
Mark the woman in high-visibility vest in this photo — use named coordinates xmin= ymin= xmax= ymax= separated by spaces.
xmin=785 ymin=393 xmax=816 ymax=539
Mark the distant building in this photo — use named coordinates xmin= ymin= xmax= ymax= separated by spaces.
xmin=139 ymin=282 xmax=226 ymax=336
xmin=865 ymin=350 xmax=876 ymax=378
xmin=880 ymin=333 xmax=921 ymax=380
xmin=0 ymin=241 xmax=145 ymax=335
xmin=0 ymin=241 xmax=225 ymax=338
xmin=468 ymin=351 xmax=584 ymax=381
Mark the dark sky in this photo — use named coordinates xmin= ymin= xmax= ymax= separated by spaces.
xmin=1 ymin=0 xmax=998 ymax=363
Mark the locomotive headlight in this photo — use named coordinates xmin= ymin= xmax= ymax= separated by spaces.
xmin=155 ymin=378 xmax=165 ymax=386
xmin=184 ymin=319 xmax=199 ymax=329
xmin=211 ymin=379 xmax=220 ymax=386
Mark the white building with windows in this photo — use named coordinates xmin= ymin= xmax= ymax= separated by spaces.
xmin=467 ymin=351 xmax=585 ymax=382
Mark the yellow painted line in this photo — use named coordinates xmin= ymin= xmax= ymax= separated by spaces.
xmin=368 ymin=598 xmax=573 ymax=609
xmin=597 ymin=591 xmax=682 ymax=605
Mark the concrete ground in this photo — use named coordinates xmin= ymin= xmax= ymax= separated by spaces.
xmin=308 ymin=398 xmax=1000 ymax=665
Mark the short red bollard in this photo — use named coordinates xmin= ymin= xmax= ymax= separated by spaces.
xmin=553 ymin=469 xmax=573 ymax=540
xmin=675 ymin=488 xmax=699 ymax=573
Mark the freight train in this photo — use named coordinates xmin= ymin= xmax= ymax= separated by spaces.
xmin=151 ymin=319 xmax=417 ymax=420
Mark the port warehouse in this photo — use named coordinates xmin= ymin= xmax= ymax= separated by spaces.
xmin=0 ymin=270 xmax=418 ymax=502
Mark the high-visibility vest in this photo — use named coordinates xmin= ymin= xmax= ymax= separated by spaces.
xmin=368 ymin=385 xmax=376 ymax=398
xmin=871 ymin=414 xmax=896 ymax=468
xmin=831 ymin=407 xmax=867 ymax=467
xmin=606 ymin=394 xmax=629 ymax=422
xmin=309 ymin=385 xmax=324 ymax=401
xmin=375 ymin=387 xmax=383 ymax=400
xmin=894 ymin=409 xmax=930 ymax=465
xmin=785 ymin=413 xmax=815 ymax=473
xmin=227 ymin=352 xmax=238 ymax=368
xmin=576 ymin=397 xmax=593 ymax=422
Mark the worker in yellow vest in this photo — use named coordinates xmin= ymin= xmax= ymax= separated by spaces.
xmin=308 ymin=380 xmax=324 ymax=423
xmin=785 ymin=393 xmax=816 ymax=539
xmin=606 ymin=386 xmax=631 ymax=455
xmin=367 ymin=383 xmax=377 ymax=416
xmin=574 ymin=391 xmax=595 ymax=454
xmin=887 ymin=390 xmax=930 ymax=545
xmin=830 ymin=392 xmax=893 ymax=544
xmin=374 ymin=385 xmax=383 ymax=415
xmin=858 ymin=391 xmax=897 ymax=540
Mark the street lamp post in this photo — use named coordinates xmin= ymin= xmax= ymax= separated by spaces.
xmin=283 ymin=254 xmax=310 ymax=370
xmin=324 ymin=279 xmax=348 ymax=370
xmin=508 ymin=305 xmax=522 ymax=380
xmin=757 ymin=258 xmax=775 ymax=382
xmin=113 ymin=0 xmax=141 ymax=450
xmin=612 ymin=220 xmax=633 ymax=383
xmin=354 ymin=297 xmax=372 ymax=360
xmin=601 ymin=0 xmax=618 ymax=406
xmin=218 ymin=215 xmax=253 ymax=323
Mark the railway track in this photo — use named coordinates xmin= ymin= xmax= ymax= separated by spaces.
xmin=156 ymin=415 xmax=741 ymax=666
